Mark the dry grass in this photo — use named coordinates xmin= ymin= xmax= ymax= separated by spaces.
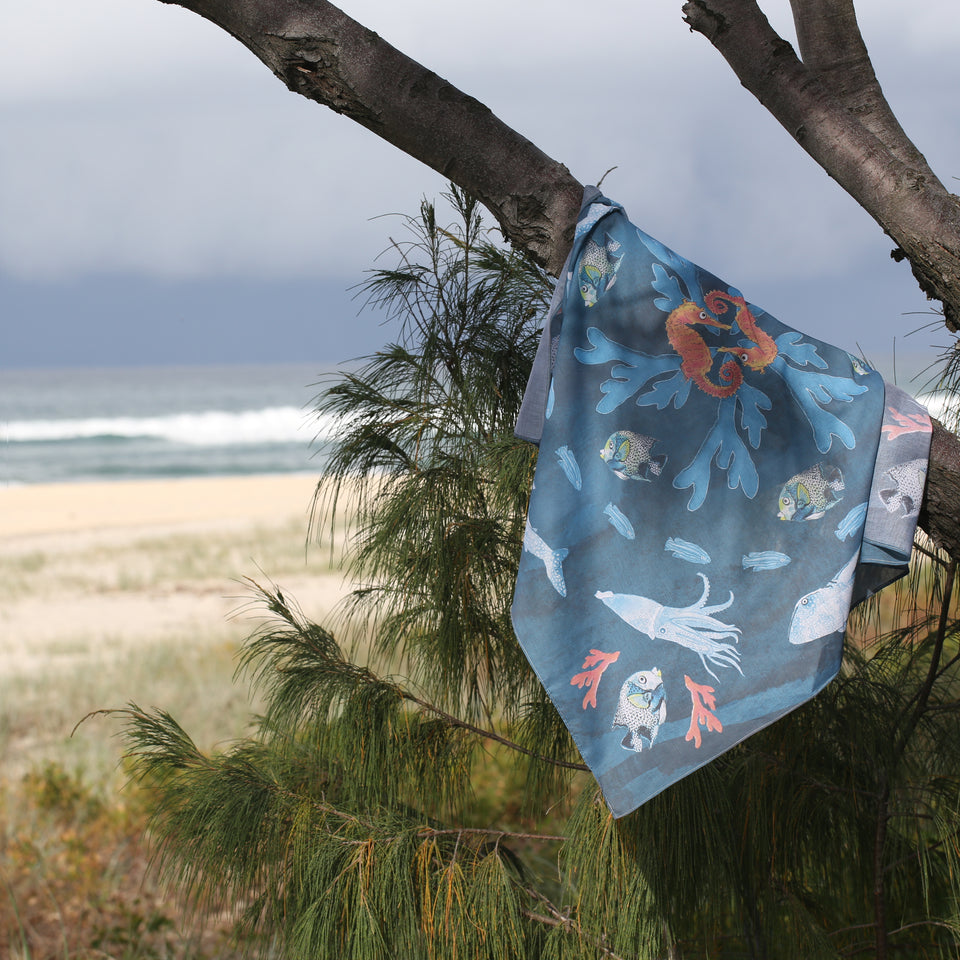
xmin=0 ymin=476 xmax=359 ymax=960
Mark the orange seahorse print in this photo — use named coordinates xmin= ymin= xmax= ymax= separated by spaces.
xmin=665 ymin=299 xmax=744 ymax=399
xmin=706 ymin=290 xmax=778 ymax=373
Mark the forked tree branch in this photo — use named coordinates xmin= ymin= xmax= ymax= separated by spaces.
xmin=787 ymin=0 xmax=932 ymax=172
xmin=681 ymin=0 xmax=960 ymax=333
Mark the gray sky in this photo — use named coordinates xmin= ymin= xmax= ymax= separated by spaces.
xmin=2 ymin=1 xmax=958 ymax=385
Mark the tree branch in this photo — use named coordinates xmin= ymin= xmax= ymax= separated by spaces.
xmin=157 ymin=0 xmax=583 ymax=275
xmin=787 ymin=0 xmax=932 ymax=173
xmin=920 ymin=420 xmax=960 ymax=559
xmin=400 ymin=688 xmax=590 ymax=773
xmin=682 ymin=0 xmax=960 ymax=333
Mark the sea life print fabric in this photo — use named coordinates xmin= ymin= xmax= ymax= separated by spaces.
xmin=511 ymin=189 xmax=932 ymax=818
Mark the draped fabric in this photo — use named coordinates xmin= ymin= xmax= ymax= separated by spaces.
xmin=511 ymin=189 xmax=932 ymax=818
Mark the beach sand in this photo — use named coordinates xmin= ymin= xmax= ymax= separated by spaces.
xmin=0 ymin=474 xmax=359 ymax=779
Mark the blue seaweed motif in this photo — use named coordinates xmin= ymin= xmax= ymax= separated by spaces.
xmin=633 ymin=367 xmax=692 ymax=410
xmin=545 ymin=381 xmax=555 ymax=419
xmin=574 ymin=327 xmax=681 ymax=414
xmin=638 ymin=230 xmax=703 ymax=310
xmin=742 ymin=551 xmax=792 ymax=571
xmin=835 ymin=501 xmax=868 ymax=541
xmin=604 ymin=503 xmax=636 ymax=539
xmin=571 ymin=248 xmax=871 ymax=511
xmin=736 ymin=381 xmax=772 ymax=449
xmin=556 ymin=446 xmax=582 ymax=490
xmin=674 ymin=396 xmax=759 ymax=510
xmin=665 ymin=537 xmax=711 ymax=564
xmin=650 ymin=262 xmax=686 ymax=311
xmin=777 ymin=331 xmax=828 ymax=369
xmin=769 ymin=349 xmax=866 ymax=452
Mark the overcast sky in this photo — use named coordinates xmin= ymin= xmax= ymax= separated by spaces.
xmin=1 ymin=1 xmax=958 ymax=385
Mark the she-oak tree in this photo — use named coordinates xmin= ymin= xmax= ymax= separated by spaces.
xmin=155 ymin=0 xmax=960 ymax=555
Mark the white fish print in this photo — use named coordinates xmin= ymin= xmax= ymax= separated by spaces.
xmin=665 ymin=537 xmax=711 ymax=564
xmin=835 ymin=502 xmax=868 ymax=541
xmin=523 ymin=518 xmax=568 ymax=597
xmin=879 ymin=458 xmax=926 ymax=518
xmin=788 ymin=552 xmax=859 ymax=645
xmin=603 ymin=503 xmax=635 ymax=539
xmin=742 ymin=551 xmax=791 ymax=571
xmin=556 ymin=445 xmax=583 ymax=490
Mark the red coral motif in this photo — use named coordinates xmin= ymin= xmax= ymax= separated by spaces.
xmin=570 ymin=650 xmax=621 ymax=709
xmin=881 ymin=407 xmax=932 ymax=440
xmin=684 ymin=674 xmax=723 ymax=748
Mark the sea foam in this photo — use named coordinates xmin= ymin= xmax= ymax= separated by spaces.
xmin=3 ymin=407 xmax=325 ymax=447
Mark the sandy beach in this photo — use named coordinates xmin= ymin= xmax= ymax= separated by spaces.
xmin=0 ymin=473 xmax=359 ymax=779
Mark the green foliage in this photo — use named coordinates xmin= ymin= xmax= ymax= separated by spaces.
xmin=311 ymin=187 xmax=547 ymax=721
xmin=119 ymin=187 xmax=960 ymax=959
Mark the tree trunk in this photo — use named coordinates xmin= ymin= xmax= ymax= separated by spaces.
xmin=155 ymin=0 xmax=960 ymax=558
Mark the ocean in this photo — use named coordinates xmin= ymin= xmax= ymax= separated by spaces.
xmin=3 ymin=364 xmax=954 ymax=487
xmin=0 ymin=364 xmax=340 ymax=485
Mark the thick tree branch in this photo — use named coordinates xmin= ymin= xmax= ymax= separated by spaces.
xmin=919 ymin=419 xmax=960 ymax=558
xmin=788 ymin=0 xmax=932 ymax=173
xmin=157 ymin=0 xmax=583 ymax=275
xmin=682 ymin=0 xmax=960 ymax=334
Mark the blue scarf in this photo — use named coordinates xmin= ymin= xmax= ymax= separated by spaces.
xmin=512 ymin=189 xmax=931 ymax=817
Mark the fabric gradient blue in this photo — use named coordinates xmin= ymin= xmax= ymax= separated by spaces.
xmin=511 ymin=189 xmax=932 ymax=818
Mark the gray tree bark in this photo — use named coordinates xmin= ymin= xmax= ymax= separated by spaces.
xmin=156 ymin=0 xmax=960 ymax=559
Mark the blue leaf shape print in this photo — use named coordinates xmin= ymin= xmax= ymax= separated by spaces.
xmin=637 ymin=230 xmax=703 ymax=310
xmin=556 ymin=446 xmax=583 ymax=490
xmin=633 ymin=368 xmax=693 ymax=411
xmin=650 ymin=262 xmax=685 ymax=311
xmin=835 ymin=502 xmax=868 ymax=541
xmin=769 ymin=351 xmax=867 ymax=453
xmin=736 ymin=381 xmax=772 ymax=449
xmin=574 ymin=327 xmax=682 ymax=414
xmin=776 ymin=331 xmax=828 ymax=369
xmin=604 ymin=503 xmax=636 ymax=539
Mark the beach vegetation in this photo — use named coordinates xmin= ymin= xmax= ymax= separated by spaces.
xmin=1 ymin=504 xmax=338 ymax=960
xmin=98 ymin=189 xmax=960 ymax=959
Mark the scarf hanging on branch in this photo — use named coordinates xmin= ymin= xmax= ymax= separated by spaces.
xmin=512 ymin=188 xmax=932 ymax=818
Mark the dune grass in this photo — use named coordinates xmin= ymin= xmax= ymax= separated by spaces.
xmin=0 ymin=492 xmax=356 ymax=960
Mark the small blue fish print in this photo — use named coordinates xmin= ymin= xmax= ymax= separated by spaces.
xmin=603 ymin=503 xmax=635 ymax=540
xmin=742 ymin=551 xmax=792 ymax=571
xmin=835 ymin=502 xmax=868 ymax=541
xmin=665 ymin=537 xmax=711 ymax=564
xmin=556 ymin=445 xmax=582 ymax=490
